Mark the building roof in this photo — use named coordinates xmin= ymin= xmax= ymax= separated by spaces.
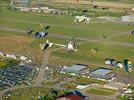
xmin=57 ymin=95 xmax=83 ymax=100
xmin=65 ymin=64 xmax=87 ymax=73
xmin=76 ymin=85 xmax=90 ymax=89
xmin=121 ymin=15 xmax=134 ymax=22
xmin=90 ymin=68 xmax=115 ymax=80
xmin=66 ymin=95 xmax=83 ymax=100
xmin=91 ymin=68 xmax=112 ymax=76
xmin=57 ymin=90 xmax=87 ymax=100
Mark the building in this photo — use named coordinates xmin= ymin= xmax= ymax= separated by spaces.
xmin=74 ymin=16 xmax=91 ymax=23
xmin=76 ymin=84 xmax=90 ymax=90
xmin=103 ymin=82 xmax=127 ymax=90
xmin=56 ymin=90 xmax=88 ymax=100
xmin=56 ymin=95 xmax=83 ymax=100
xmin=61 ymin=64 xmax=88 ymax=75
xmin=6 ymin=54 xmax=17 ymax=59
xmin=20 ymin=56 xmax=28 ymax=61
xmin=0 ymin=52 xmax=5 ymax=56
xmin=89 ymin=68 xmax=116 ymax=81
xmin=20 ymin=7 xmax=30 ymax=12
xmin=31 ymin=7 xmax=40 ymax=12
xmin=121 ymin=15 xmax=134 ymax=22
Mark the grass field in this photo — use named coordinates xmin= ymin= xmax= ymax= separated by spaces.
xmin=0 ymin=61 xmax=6 ymax=68
xmin=86 ymin=88 xmax=116 ymax=96
xmin=4 ymin=87 xmax=50 ymax=100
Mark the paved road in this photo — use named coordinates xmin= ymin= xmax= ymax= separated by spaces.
xmin=33 ymin=48 xmax=61 ymax=86
xmin=33 ymin=50 xmax=50 ymax=86
xmin=0 ymin=27 xmax=134 ymax=47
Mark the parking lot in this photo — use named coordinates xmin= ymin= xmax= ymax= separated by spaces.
xmin=0 ymin=65 xmax=34 ymax=90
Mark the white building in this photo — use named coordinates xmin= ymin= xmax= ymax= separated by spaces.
xmin=6 ymin=54 xmax=17 ymax=59
xmin=20 ymin=7 xmax=30 ymax=12
xmin=64 ymin=64 xmax=87 ymax=75
xmin=74 ymin=16 xmax=91 ymax=23
xmin=20 ymin=56 xmax=28 ymax=61
xmin=31 ymin=7 xmax=40 ymax=12
xmin=121 ymin=15 xmax=134 ymax=22
xmin=0 ymin=52 xmax=4 ymax=56
xmin=76 ymin=84 xmax=90 ymax=90
xmin=105 ymin=59 xmax=111 ymax=65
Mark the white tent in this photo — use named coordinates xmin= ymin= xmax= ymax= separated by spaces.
xmin=76 ymin=84 xmax=90 ymax=89
xmin=74 ymin=16 xmax=91 ymax=23
xmin=105 ymin=59 xmax=111 ymax=65
xmin=116 ymin=62 xmax=124 ymax=68
xmin=20 ymin=56 xmax=28 ymax=61
xmin=6 ymin=54 xmax=17 ymax=59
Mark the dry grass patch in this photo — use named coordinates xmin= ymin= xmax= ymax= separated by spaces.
xmin=0 ymin=35 xmax=44 ymax=63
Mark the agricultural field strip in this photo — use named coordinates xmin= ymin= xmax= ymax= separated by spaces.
xmin=1 ymin=17 xmax=133 ymax=44
xmin=1 ymin=18 xmax=129 ymax=34
xmin=51 ymin=0 xmax=134 ymax=8
xmin=0 ymin=27 xmax=133 ymax=47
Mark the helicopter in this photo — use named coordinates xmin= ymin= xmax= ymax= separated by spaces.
xmin=40 ymin=37 xmax=78 ymax=52
xmin=26 ymin=26 xmax=50 ymax=38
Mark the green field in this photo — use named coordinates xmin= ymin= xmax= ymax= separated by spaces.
xmin=0 ymin=0 xmax=134 ymax=74
xmin=0 ymin=61 xmax=6 ymax=68
xmin=86 ymin=88 xmax=116 ymax=96
xmin=3 ymin=87 xmax=50 ymax=100
xmin=3 ymin=86 xmax=69 ymax=100
xmin=0 ymin=58 xmax=20 ymax=68
xmin=0 ymin=7 xmax=134 ymax=72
